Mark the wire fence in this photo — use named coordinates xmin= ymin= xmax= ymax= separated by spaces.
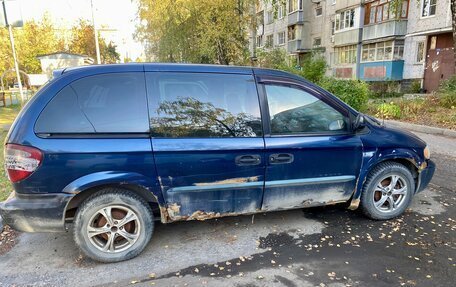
xmin=0 ymin=89 xmax=35 ymax=107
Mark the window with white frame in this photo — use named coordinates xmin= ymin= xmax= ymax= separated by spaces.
xmin=288 ymin=0 xmax=302 ymax=13
xmin=313 ymin=38 xmax=322 ymax=47
xmin=256 ymin=35 xmax=263 ymax=47
xmin=335 ymin=9 xmax=355 ymax=31
xmin=335 ymin=45 xmax=357 ymax=64
xmin=416 ymin=41 xmax=425 ymax=63
xmin=278 ymin=31 xmax=286 ymax=45
xmin=361 ymin=40 xmax=404 ymax=62
xmin=315 ymin=6 xmax=323 ymax=16
xmin=266 ymin=34 xmax=274 ymax=47
xmin=278 ymin=4 xmax=285 ymax=19
xmin=267 ymin=10 xmax=274 ymax=24
xmin=422 ymin=0 xmax=436 ymax=17
xmin=332 ymin=0 xmax=336 ymax=5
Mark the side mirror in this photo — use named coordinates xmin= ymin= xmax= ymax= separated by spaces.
xmin=353 ymin=113 xmax=366 ymax=131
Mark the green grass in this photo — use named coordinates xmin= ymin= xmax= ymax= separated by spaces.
xmin=0 ymin=104 xmax=21 ymax=126
xmin=0 ymin=131 xmax=12 ymax=201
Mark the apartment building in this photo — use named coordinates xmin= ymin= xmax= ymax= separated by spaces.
xmin=251 ymin=0 xmax=454 ymax=91
xmin=403 ymin=0 xmax=454 ymax=92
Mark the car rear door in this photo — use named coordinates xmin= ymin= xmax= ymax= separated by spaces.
xmin=257 ymin=76 xmax=363 ymax=211
xmin=145 ymin=71 xmax=265 ymax=220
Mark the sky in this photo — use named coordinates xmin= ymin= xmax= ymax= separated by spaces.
xmin=17 ymin=0 xmax=144 ymax=61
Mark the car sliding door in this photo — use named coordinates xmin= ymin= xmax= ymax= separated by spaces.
xmin=145 ymin=72 xmax=265 ymax=220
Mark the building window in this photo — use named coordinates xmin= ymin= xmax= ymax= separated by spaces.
xmin=361 ymin=40 xmax=404 ymax=62
xmin=335 ymin=45 xmax=357 ymax=64
xmin=365 ymin=0 xmax=409 ymax=25
xmin=331 ymin=21 xmax=335 ymax=35
xmin=416 ymin=41 xmax=425 ymax=63
xmin=266 ymin=34 xmax=274 ymax=47
xmin=288 ymin=0 xmax=302 ymax=13
xmin=288 ymin=25 xmax=297 ymax=41
xmin=256 ymin=35 xmax=263 ymax=47
xmin=266 ymin=10 xmax=274 ymax=24
xmin=278 ymin=4 xmax=286 ymax=19
xmin=315 ymin=6 xmax=323 ymax=16
xmin=278 ymin=31 xmax=286 ymax=45
xmin=422 ymin=0 xmax=436 ymax=17
xmin=335 ymin=9 xmax=355 ymax=31
xmin=313 ymin=38 xmax=322 ymax=47
xmin=332 ymin=0 xmax=336 ymax=5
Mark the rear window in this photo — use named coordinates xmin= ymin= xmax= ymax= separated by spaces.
xmin=146 ymin=72 xmax=263 ymax=138
xmin=35 ymin=73 xmax=149 ymax=134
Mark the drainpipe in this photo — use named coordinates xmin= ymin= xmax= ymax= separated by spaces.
xmin=356 ymin=3 xmax=365 ymax=80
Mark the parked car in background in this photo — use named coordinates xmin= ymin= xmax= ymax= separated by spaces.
xmin=0 ymin=64 xmax=435 ymax=262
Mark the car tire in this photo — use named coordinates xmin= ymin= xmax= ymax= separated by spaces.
xmin=360 ymin=162 xmax=415 ymax=220
xmin=73 ymin=188 xmax=154 ymax=263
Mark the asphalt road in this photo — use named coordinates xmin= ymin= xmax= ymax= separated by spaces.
xmin=0 ymin=131 xmax=455 ymax=287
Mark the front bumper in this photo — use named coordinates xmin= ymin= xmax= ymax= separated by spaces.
xmin=416 ymin=159 xmax=436 ymax=193
xmin=0 ymin=192 xmax=73 ymax=232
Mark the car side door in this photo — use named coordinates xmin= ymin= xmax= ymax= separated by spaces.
xmin=145 ymin=71 xmax=266 ymax=220
xmin=258 ymin=77 xmax=363 ymax=211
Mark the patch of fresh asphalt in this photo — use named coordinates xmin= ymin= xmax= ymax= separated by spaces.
xmin=0 ymin=133 xmax=455 ymax=287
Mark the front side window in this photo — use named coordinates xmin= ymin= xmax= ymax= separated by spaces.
xmin=35 ymin=73 xmax=149 ymax=134
xmin=147 ymin=73 xmax=262 ymax=138
xmin=265 ymin=84 xmax=347 ymax=135
xmin=422 ymin=0 xmax=436 ymax=17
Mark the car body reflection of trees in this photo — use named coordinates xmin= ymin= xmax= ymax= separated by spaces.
xmin=150 ymin=97 xmax=262 ymax=137
xmin=271 ymin=101 xmax=346 ymax=134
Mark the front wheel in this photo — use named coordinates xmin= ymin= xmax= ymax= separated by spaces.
xmin=360 ymin=162 xmax=415 ymax=220
xmin=73 ymin=189 xmax=154 ymax=263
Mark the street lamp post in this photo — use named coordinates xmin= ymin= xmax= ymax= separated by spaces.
xmin=1 ymin=0 xmax=24 ymax=104
xmin=90 ymin=0 xmax=101 ymax=64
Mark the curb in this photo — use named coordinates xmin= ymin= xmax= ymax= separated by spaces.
xmin=384 ymin=119 xmax=456 ymax=138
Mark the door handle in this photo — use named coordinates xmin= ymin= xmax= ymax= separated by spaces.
xmin=235 ymin=155 xmax=261 ymax=166
xmin=269 ymin=153 xmax=294 ymax=164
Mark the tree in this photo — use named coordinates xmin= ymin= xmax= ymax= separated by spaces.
xmin=0 ymin=15 xmax=64 ymax=74
xmin=68 ymin=19 xmax=119 ymax=64
xmin=135 ymin=0 xmax=252 ymax=64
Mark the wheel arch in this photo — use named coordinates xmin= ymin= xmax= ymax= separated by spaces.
xmin=348 ymin=148 xmax=424 ymax=210
xmin=62 ymin=171 xmax=164 ymax=222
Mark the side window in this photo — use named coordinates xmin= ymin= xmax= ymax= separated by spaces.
xmin=265 ymin=84 xmax=347 ymax=135
xmin=146 ymin=73 xmax=263 ymax=138
xmin=35 ymin=73 xmax=149 ymax=134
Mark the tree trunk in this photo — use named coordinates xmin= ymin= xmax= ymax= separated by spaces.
xmin=452 ymin=0 xmax=456 ymax=67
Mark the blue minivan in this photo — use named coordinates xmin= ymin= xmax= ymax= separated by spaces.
xmin=0 ymin=64 xmax=435 ymax=262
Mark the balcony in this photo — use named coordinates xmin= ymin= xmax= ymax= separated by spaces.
xmin=334 ymin=28 xmax=361 ymax=46
xmin=363 ymin=20 xmax=408 ymax=42
xmin=359 ymin=60 xmax=404 ymax=81
xmin=287 ymin=39 xmax=302 ymax=53
xmin=288 ymin=11 xmax=304 ymax=25
xmin=335 ymin=0 xmax=362 ymax=11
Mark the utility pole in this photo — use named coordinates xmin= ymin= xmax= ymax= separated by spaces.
xmin=90 ymin=0 xmax=101 ymax=64
xmin=2 ymin=0 xmax=24 ymax=104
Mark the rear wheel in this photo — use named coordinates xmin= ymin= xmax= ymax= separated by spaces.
xmin=73 ymin=189 xmax=154 ymax=262
xmin=360 ymin=162 xmax=415 ymax=220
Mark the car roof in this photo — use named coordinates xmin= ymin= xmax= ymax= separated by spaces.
xmin=57 ymin=63 xmax=303 ymax=79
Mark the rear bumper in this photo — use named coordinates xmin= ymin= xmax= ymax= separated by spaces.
xmin=0 ymin=192 xmax=73 ymax=232
xmin=416 ymin=159 xmax=436 ymax=193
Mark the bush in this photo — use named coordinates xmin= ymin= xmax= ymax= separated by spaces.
xmin=293 ymin=53 xmax=327 ymax=83
xmin=368 ymin=81 xmax=403 ymax=98
xmin=376 ymin=102 xmax=401 ymax=119
xmin=437 ymin=75 xmax=456 ymax=108
xmin=256 ymin=48 xmax=289 ymax=70
xmin=319 ymin=77 xmax=370 ymax=111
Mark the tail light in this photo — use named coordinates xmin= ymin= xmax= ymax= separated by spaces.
xmin=4 ymin=144 xmax=42 ymax=183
